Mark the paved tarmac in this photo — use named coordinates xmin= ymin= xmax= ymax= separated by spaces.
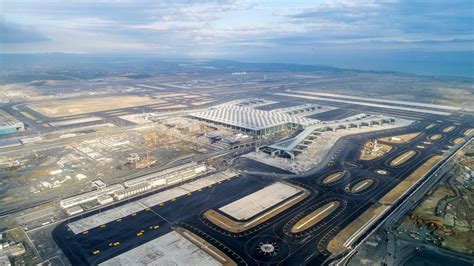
xmin=53 ymin=112 xmax=474 ymax=265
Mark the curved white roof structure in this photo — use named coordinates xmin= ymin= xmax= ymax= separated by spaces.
xmin=191 ymin=104 xmax=318 ymax=131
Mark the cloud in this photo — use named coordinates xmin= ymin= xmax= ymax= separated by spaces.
xmin=2 ymin=0 xmax=251 ymax=25
xmin=272 ymin=0 xmax=473 ymax=53
xmin=0 ymin=0 xmax=472 ymax=58
xmin=0 ymin=19 xmax=50 ymax=43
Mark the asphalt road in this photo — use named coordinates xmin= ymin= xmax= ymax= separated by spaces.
xmin=52 ymin=113 xmax=474 ymax=265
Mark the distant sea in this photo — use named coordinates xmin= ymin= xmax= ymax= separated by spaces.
xmin=330 ymin=51 xmax=474 ymax=78
xmin=247 ymin=51 xmax=474 ymax=78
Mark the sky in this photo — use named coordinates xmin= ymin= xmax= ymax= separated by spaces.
xmin=1 ymin=0 xmax=473 ymax=76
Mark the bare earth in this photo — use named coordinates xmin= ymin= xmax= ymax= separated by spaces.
xmin=291 ymin=201 xmax=340 ymax=233
xmin=379 ymin=155 xmax=443 ymax=205
xmin=359 ymin=141 xmax=393 ymax=161
xmin=28 ymin=96 xmax=166 ymax=117
xmin=378 ymin=132 xmax=421 ymax=144
xmin=327 ymin=203 xmax=390 ymax=255
xmin=390 ymin=150 xmax=417 ymax=167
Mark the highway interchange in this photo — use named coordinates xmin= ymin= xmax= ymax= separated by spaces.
xmin=52 ymin=101 xmax=474 ymax=265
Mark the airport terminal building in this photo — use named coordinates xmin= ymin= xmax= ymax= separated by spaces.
xmin=190 ymin=104 xmax=317 ymax=135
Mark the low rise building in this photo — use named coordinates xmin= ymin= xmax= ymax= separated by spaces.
xmin=113 ymin=182 xmax=152 ymax=200
xmin=59 ymin=184 xmax=124 ymax=209
xmin=65 ymin=206 xmax=84 ymax=216
xmin=124 ymin=162 xmax=207 ymax=188
xmin=97 ymin=194 xmax=114 ymax=205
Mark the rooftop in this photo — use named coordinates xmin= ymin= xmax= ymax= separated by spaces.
xmin=267 ymin=114 xmax=393 ymax=152
xmin=190 ymin=104 xmax=317 ymax=131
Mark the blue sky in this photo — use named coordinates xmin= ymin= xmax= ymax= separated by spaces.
xmin=1 ymin=0 xmax=473 ymax=75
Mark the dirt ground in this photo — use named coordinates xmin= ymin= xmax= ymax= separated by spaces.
xmin=429 ymin=134 xmax=443 ymax=141
xmin=28 ymin=96 xmax=166 ymax=117
xmin=398 ymin=146 xmax=474 ymax=255
xmin=463 ymin=128 xmax=474 ymax=136
xmin=359 ymin=141 xmax=392 ymax=161
xmin=291 ymin=201 xmax=340 ymax=233
xmin=322 ymin=171 xmax=345 ymax=184
xmin=390 ymin=150 xmax=417 ymax=166
xmin=453 ymin=137 xmax=465 ymax=144
xmin=378 ymin=132 xmax=421 ymax=144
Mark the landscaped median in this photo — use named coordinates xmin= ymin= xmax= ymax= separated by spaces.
xmin=291 ymin=200 xmax=341 ymax=233
xmin=327 ymin=203 xmax=391 ymax=255
xmin=389 ymin=150 xmax=417 ymax=167
xmin=327 ymin=155 xmax=444 ymax=255
xmin=175 ymin=227 xmax=237 ymax=266
xmin=379 ymin=155 xmax=443 ymax=205
xmin=378 ymin=132 xmax=421 ymax=144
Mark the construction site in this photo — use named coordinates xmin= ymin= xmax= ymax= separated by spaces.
xmin=0 ymin=124 xmax=202 ymax=223
xmin=396 ymin=139 xmax=474 ymax=255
